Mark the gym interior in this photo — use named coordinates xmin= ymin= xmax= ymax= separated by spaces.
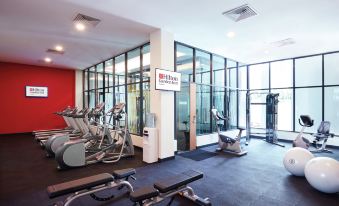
xmin=0 ymin=1 xmax=338 ymax=206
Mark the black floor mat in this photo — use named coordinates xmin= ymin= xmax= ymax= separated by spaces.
xmin=178 ymin=149 xmax=217 ymax=161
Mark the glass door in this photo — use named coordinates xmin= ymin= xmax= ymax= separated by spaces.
xmin=175 ymin=45 xmax=193 ymax=151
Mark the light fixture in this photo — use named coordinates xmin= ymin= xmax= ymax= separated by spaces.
xmin=55 ymin=45 xmax=63 ymax=52
xmin=75 ymin=22 xmax=85 ymax=31
xmin=44 ymin=57 xmax=52 ymax=63
xmin=264 ymin=50 xmax=269 ymax=54
xmin=227 ymin=31 xmax=236 ymax=38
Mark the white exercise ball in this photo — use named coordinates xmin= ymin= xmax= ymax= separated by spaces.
xmin=283 ymin=147 xmax=314 ymax=176
xmin=304 ymin=157 xmax=339 ymax=193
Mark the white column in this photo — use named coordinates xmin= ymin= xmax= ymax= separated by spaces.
xmin=75 ymin=69 xmax=83 ymax=109
xmin=150 ymin=29 xmax=175 ymax=159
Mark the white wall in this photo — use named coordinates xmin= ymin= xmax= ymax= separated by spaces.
xmin=150 ymin=29 xmax=175 ymax=159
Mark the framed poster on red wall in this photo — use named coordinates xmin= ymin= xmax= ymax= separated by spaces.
xmin=25 ymin=86 xmax=48 ymax=98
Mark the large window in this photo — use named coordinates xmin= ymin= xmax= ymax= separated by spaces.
xmin=238 ymin=66 xmax=247 ymax=127
xmin=249 ymin=63 xmax=269 ymax=90
xmin=295 ymin=56 xmax=322 ymax=87
xmin=195 ymin=50 xmax=211 ymax=134
xmin=324 ymin=53 xmax=339 ymax=86
xmin=271 ymin=60 xmax=293 ymax=88
xmin=173 ymin=42 xmax=339 ymax=147
xmin=271 ymin=89 xmax=293 ymax=131
xmin=295 ymin=88 xmax=322 ymax=133
xmin=83 ymin=43 xmax=150 ymax=135
xmin=324 ymin=87 xmax=339 ymax=134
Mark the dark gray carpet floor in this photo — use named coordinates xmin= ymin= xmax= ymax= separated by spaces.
xmin=0 ymin=134 xmax=338 ymax=206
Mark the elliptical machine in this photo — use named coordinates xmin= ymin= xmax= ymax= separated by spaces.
xmin=293 ymin=115 xmax=335 ymax=153
xmin=44 ymin=103 xmax=105 ymax=157
xmin=211 ymin=108 xmax=247 ymax=156
xmin=55 ymin=103 xmax=134 ymax=169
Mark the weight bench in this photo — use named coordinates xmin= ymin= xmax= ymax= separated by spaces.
xmin=130 ymin=170 xmax=211 ymax=206
xmin=47 ymin=168 xmax=136 ymax=206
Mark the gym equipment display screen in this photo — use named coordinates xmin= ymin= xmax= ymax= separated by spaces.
xmin=155 ymin=69 xmax=181 ymax=91
xmin=25 ymin=86 xmax=48 ymax=98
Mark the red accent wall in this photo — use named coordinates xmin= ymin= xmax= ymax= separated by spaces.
xmin=0 ymin=62 xmax=75 ymax=134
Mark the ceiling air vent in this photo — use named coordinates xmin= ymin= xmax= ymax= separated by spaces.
xmin=46 ymin=49 xmax=64 ymax=55
xmin=73 ymin=13 xmax=101 ymax=27
xmin=270 ymin=38 xmax=296 ymax=47
xmin=222 ymin=4 xmax=257 ymax=22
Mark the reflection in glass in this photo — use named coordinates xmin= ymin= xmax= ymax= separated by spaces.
xmin=196 ymin=84 xmax=211 ymax=135
xmin=212 ymin=85 xmax=225 ymax=131
xmin=115 ymin=85 xmax=125 ymax=104
xmin=143 ymin=82 xmax=150 ymax=128
xmin=89 ymin=90 xmax=96 ymax=109
xmin=142 ymin=44 xmax=150 ymax=81
xmin=176 ymin=44 xmax=193 ymax=83
xmin=83 ymin=92 xmax=88 ymax=108
xmin=195 ymin=50 xmax=210 ymax=84
xmin=127 ymin=84 xmax=140 ymax=134
xmin=105 ymin=59 xmax=113 ymax=74
xmin=212 ymin=55 xmax=224 ymax=86
xmin=84 ymin=71 xmax=88 ymax=90
xmin=114 ymin=85 xmax=125 ymax=127
xmin=127 ymin=48 xmax=140 ymax=84
xmin=115 ymin=54 xmax=125 ymax=85
xmin=97 ymin=89 xmax=104 ymax=104
xmin=176 ymin=44 xmax=194 ymax=151
xmin=89 ymin=67 xmax=95 ymax=90
xmin=97 ymin=73 xmax=104 ymax=89
xmin=175 ymin=83 xmax=190 ymax=150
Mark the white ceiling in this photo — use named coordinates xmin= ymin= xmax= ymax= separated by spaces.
xmin=0 ymin=0 xmax=157 ymax=69
xmin=1 ymin=0 xmax=339 ymax=69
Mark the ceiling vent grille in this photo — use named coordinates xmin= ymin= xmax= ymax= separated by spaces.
xmin=270 ymin=38 xmax=296 ymax=47
xmin=73 ymin=13 xmax=101 ymax=27
xmin=222 ymin=4 xmax=257 ymax=22
xmin=46 ymin=49 xmax=64 ymax=55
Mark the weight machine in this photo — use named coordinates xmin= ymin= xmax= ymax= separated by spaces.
xmin=246 ymin=92 xmax=285 ymax=147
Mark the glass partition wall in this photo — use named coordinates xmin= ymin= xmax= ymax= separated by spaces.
xmin=175 ymin=41 xmax=339 ymax=150
xmin=175 ymin=42 xmax=241 ymax=151
xmin=83 ymin=43 xmax=150 ymax=135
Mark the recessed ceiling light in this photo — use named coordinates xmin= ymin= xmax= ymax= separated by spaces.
xmin=75 ymin=22 xmax=85 ymax=31
xmin=44 ymin=57 xmax=52 ymax=63
xmin=227 ymin=31 xmax=236 ymax=38
xmin=55 ymin=45 xmax=63 ymax=52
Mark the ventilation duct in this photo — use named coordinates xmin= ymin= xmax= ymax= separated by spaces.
xmin=73 ymin=13 xmax=101 ymax=27
xmin=46 ymin=49 xmax=64 ymax=55
xmin=270 ymin=38 xmax=296 ymax=47
xmin=222 ymin=4 xmax=257 ymax=22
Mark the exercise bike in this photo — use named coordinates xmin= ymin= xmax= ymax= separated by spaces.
xmin=211 ymin=108 xmax=247 ymax=156
xmin=293 ymin=115 xmax=335 ymax=153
